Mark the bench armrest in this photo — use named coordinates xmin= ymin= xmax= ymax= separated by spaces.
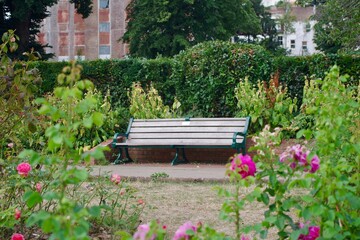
xmin=232 ymin=132 xmax=245 ymax=147
xmin=112 ymin=133 xmax=128 ymax=148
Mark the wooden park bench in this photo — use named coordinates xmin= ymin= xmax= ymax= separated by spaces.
xmin=112 ymin=117 xmax=251 ymax=165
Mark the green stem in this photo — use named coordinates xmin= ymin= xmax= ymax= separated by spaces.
xmin=235 ymin=182 xmax=241 ymax=239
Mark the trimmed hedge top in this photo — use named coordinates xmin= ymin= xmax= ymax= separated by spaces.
xmin=31 ymin=41 xmax=360 ymax=117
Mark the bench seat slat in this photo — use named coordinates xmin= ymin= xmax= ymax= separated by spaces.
xmin=129 ymin=133 xmax=243 ymax=139
xmin=130 ymin=126 xmax=245 ymax=133
xmin=116 ymin=138 xmax=244 ymax=146
xmin=133 ymin=118 xmax=247 ymax=122
xmin=132 ymin=121 xmax=247 ymax=127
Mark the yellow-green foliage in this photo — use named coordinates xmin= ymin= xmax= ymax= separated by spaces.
xmin=129 ymin=82 xmax=181 ymax=119
xmin=235 ymin=77 xmax=297 ymax=132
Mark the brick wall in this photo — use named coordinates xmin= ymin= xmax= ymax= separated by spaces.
xmin=96 ymin=138 xmax=256 ymax=165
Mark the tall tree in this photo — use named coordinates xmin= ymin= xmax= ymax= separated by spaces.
xmin=296 ymin=0 xmax=360 ymax=53
xmin=313 ymin=0 xmax=360 ymax=53
xmin=250 ymin=0 xmax=281 ymax=53
xmin=122 ymin=0 xmax=261 ymax=58
xmin=0 ymin=0 xmax=92 ymax=59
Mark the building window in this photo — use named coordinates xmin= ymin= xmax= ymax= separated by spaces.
xmin=302 ymin=41 xmax=307 ymax=50
xmin=99 ymin=0 xmax=109 ymax=9
xmin=305 ymin=23 xmax=311 ymax=32
xmin=99 ymin=45 xmax=110 ymax=55
xmin=290 ymin=40 xmax=295 ymax=48
xmin=99 ymin=45 xmax=110 ymax=59
xmin=277 ymin=36 xmax=283 ymax=46
xmin=99 ymin=22 xmax=110 ymax=32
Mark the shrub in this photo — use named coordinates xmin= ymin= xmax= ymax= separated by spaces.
xmin=235 ymin=76 xmax=297 ymax=133
xmin=172 ymin=41 xmax=273 ymax=117
xmin=0 ymin=30 xmax=43 ymax=155
xmin=1 ymin=61 xmax=144 ymax=238
xmin=274 ymin=54 xmax=360 ymax=104
xmin=129 ymin=82 xmax=181 ymax=119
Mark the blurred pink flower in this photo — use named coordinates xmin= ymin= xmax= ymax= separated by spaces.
xmin=14 ymin=208 xmax=21 ymax=220
xmin=16 ymin=163 xmax=32 ymax=177
xmin=110 ymin=174 xmax=121 ymax=184
xmin=230 ymin=154 xmax=256 ymax=178
xmin=298 ymin=224 xmax=320 ymax=240
xmin=173 ymin=221 xmax=197 ymax=240
xmin=36 ymin=183 xmax=42 ymax=193
xmin=133 ymin=224 xmax=154 ymax=240
xmin=11 ymin=233 xmax=25 ymax=240
xmin=241 ymin=235 xmax=251 ymax=240
xmin=8 ymin=142 xmax=14 ymax=148
xmin=280 ymin=145 xmax=320 ymax=173
xmin=310 ymin=156 xmax=320 ymax=173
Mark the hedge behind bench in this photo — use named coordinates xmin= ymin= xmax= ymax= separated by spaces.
xmin=31 ymin=42 xmax=360 ymax=117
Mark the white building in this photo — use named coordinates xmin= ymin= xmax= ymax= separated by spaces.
xmin=262 ymin=0 xmax=318 ymax=55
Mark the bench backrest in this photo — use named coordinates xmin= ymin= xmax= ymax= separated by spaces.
xmin=124 ymin=117 xmax=250 ymax=147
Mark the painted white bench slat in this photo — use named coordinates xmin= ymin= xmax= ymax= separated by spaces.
xmin=132 ymin=121 xmax=247 ymax=127
xmin=115 ymin=138 xmax=244 ymax=146
xmin=129 ymin=132 xmax=243 ymax=139
xmin=130 ymin=126 xmax=245 ymax=133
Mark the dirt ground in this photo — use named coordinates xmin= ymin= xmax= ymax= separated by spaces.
xmin=130 ymin=181 xmax=277 ymax=239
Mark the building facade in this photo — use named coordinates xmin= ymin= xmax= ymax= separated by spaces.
xmin=263 ymin=0 xmax=318 ymax=55
xmin=39 ymin=0 xmax=130 ymax=61
xmin=39 ymin=0 xmax=318 ymax=60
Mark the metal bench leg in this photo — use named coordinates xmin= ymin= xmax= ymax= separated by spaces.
xmin=113 ymin=147 xmax=133 ymax=165
xmin=171 ymin=148 xmax=188 ymax=166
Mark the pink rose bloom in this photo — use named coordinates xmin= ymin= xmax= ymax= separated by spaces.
xmin=11 ymin=233 xmax=25 ymax=240
xmin=110 ymin=174 xmax=121 ymax=184
xmin=133 ymin=224 xmax=154 ymax=240
xmin=173 ymin=221 xmax=197 ymax=240
xmin=35 ymin=183 xmax=42 ymax=193
xmin=230 ymin=154 xmax=256 ymax=178
xmin=280 ymin=145 xmax=320 ymax=173
xmin=16 ymin=163 xmax=32 ymax=177
xmin=298 ymin=225 xmax=320 ymax=240
xmin=241 ymin=235 xmax=251 ymax=240
xmin=14 ymin=208 xmax=21 ymax=220
xmin=310 ymin=156 xmax=320 ymax=173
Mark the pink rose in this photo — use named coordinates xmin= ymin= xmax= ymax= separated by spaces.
xmin=298 ymin=223 xmax=320 ymax=240
xmin=11 ymin=233 xmax=25 ymax=240
xmin=310 ymin=156 xmax=320 ymax=173
xmin=230 ymin=154 xmax=256 ymax=178
xmin=133 ymin=224 xmax=154 ymax=240
xmin=241 ymin=235 xmax=251 ymax=240
xmin=110 ymin=174 xmax=121 ymax=184
xmin=173 ymin=221 xmax=197 ymax=240
xmin=280 ymin=145 xmax=320 ymax=173
xmin=14 ymin=208 xmax=21 ymax=220
xmin=35 ymin=183 xmax=42 ymax=193
xmin=16 ymin=163 xmax=32 ymax=177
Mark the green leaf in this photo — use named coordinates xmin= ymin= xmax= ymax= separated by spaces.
xmin=92 ymin=112 xmax=104 ymax=127
xmin=74 ymin=169 xmax=88 ymax=181
xmin=83 ymin=117 xmax=93 ymax=128
xmin=23 ymin=191 xmax=42 ymax=208
xmin=26 ymin=210 xmax=51 ymax=227
xmin=261 ymin=192 xmax=270 ymax=205
xmin=41 ymin=217 xmax=61 ymax=233
xmin=88 ymin=206 xmax=101 ymax=217
xmin=43 ymin=191 xmax=60 ymax=201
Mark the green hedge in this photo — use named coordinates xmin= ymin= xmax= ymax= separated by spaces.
xmin=275 ymin=54 xmax=360 ymax=103
xmin=171 ymin=41 xmax=273 ymax=117
xmin=32 ymin=41 xmax=360 ymax=118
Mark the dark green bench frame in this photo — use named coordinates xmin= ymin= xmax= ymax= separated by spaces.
xmin=112 ymin=117 xmax=251 ymax=165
